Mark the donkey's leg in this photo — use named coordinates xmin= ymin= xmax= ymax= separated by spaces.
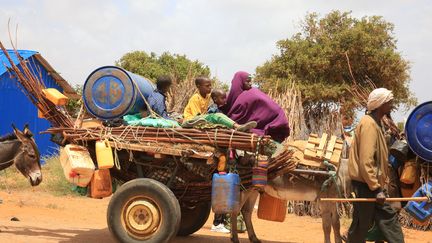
xmin=320 ymin=201 xmax=333 ymax=243
xmin=231 ymin=190 xmax=248 ymax=243
xmin=331 ymin=203 xmax=342 ymax=243
xmin=241 ymin=190 xmax=260 ymax=243
xmin=230 ymin=211 xmax=240 ymax=243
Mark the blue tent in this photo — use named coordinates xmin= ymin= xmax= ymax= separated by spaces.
xmin=0 ymin=50 xmax=77 ymax=158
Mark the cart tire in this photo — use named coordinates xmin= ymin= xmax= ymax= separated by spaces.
xmin=177 ymin=201 xmax=211 ymax=236
xmin=107 ymin=178 xmax=181 ymax=243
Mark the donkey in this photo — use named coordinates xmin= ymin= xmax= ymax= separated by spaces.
xmin=229 ymin=158 xmax=351 ymax=243
xmin=230 ymin=156 xmax=403 ymax=243
xmin=0 ymin=125 xmax=42 ymax=186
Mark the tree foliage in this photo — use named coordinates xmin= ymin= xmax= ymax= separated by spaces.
xmin=256 ymin=11 xmax=416 ymax=115
xmin=115 ymin=51 xmax=211 ymax=82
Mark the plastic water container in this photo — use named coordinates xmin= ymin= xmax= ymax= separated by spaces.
xmin=42 ymin=88 xmax=69 ymax=106
xmin=95 ymin=140 xmax=114 ymax=169
xmin=90 ymin=169 xmax=112 ymax=198
xmin=257 ymin=192 xmax=287 ymax=222
xmin=211 ymin=172 xmax=240 ymax=214
xmin=83 ymin=66 xmax=155 ymax=120
xmin=59 ymin=144 xmax=95 ymax=187
xmin=400 ymin=160 xmax=417 ymax=185
xmin=405 ymin=180 xmax=432 ymax=222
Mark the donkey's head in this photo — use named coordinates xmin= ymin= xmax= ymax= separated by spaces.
xmin=12 ymin=124 xmax=42 ymax=186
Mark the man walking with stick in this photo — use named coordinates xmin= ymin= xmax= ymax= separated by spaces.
xmin=347 ymin=88 xmax=404 ymax=243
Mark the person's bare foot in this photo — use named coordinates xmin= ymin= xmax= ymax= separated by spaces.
xmin=235 ymin=121 xmax=257 ymax=132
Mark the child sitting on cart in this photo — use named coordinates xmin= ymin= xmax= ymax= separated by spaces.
xmin=182 ymin=77 xmax=256 ymax=132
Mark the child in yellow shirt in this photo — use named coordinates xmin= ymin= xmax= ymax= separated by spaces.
xmin=183 ymin=78 xmax=256 ymax=131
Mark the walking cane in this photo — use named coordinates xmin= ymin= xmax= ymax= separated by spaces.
xmin=320 ymin=197 xmax=429 ymax=202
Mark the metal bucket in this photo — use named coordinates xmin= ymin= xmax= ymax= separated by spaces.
xmin=405 ymin=101 xmax=432 ymax=162
xmin=83 ymin=66 xmax=155 ymax=120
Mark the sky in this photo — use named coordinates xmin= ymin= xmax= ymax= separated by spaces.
xmin=0 ymin=0 xmax=431 ymax=121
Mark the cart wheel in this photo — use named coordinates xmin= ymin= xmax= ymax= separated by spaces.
xmin=107 ymin=178 xmax=181 ymax=243
xmin=177 ymin=201 xmax=211 ymax=236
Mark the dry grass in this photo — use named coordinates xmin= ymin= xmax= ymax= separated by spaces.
xmin=268 ymin=81 xmax=343 ymax=141
xmin=268 ymin=82 xmax=307 ymax=140
xmin=167 ymin=74 xmax=196 ymax=114
xmin=0 ymin=156 xmax=81 ymax=196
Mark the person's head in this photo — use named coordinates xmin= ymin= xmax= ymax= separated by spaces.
xmin=243 ymin=74 xmax=253 ymax=90
xmin=156 ymin=75 xmax=172 ymax=94
xmin=195 ymin=77 xmax=212 ymax=96
xmin=367 ymin=88 xmax=394 ymax=116
xmin=231 ymin=71 xmax=252 ymax=91
xmin=211 ymin=89 xmax=227 ymax=107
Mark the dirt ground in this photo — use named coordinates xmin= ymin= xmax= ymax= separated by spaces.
xmin=0 ymin=190 xmax=430 ymax=243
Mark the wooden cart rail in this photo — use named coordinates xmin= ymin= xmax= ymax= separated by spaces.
xmin=44 ymin=126 xmax=277 ymax=155
xmin=108 ymin=141 xmax=215 ymax=160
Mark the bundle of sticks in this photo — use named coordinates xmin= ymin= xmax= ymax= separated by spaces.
xmin=268 ymin=148 xmax=298 ymax=179
xmin=44 ymin=126 xmax=276 ymax=154
xmin=0 ymin=41 xmax=73 ymax=128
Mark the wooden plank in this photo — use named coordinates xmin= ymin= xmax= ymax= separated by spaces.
xmin=330 ymin=150 xmax=342 ymax=165
xmin=325 ymin=151 xmax=333 ymax=160
xmin=324 ymin=136 xmax=337 ymax=160
xmin=327 ymin=136 xmax=337 ymax=152
xmin=321 ymin=197 xmax=429 ymax=202
xmin=297 ymin=156 xmax=325 ymax=168
xmin=304 ymin=141 xmax=317 ymax=158
xmin=304 ymin=149 xmax=317 ymax=158
xmin=308 ymin=136 xmax=320 ymax=145
xmin=316 ymin=133 xmax=328 ymax=158
xmin=334 ymin=142 xmax=343 ymax=150
xmin=306 ymin=142 xmax=315 ymax=149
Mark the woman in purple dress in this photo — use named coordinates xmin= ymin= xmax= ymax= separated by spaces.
xmin=221 ymin=71 xmax=290 ymax=143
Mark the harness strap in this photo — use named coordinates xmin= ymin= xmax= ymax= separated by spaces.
xmin=0 ymin=150 xmax=25 ymax=166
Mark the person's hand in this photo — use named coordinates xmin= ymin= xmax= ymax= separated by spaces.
xmin=376 ymin=191 xmax=386 ymax=205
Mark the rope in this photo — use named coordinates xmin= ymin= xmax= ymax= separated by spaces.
xmin=113 ymin=148 xmax=121 ymax=170
xmin=228 ymin=130 xmax=235 ymax=149
xmin=130 ymin=76 xmax=159 ymax=118
xmin=420 ymin=160 xmax=432 ymax=201
xmin=213 ymin=129 xmax=219 ymax=150
xmin=0 ymin=151 xmax=24 ymax=166
xmin=320 ymin=160 xmax=342 ymax=198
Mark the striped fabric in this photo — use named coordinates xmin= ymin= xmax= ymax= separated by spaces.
xmin=252 ymin=162 xmax=268 ymax=187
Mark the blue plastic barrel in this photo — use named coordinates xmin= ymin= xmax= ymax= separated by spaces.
xmin=405 ymin=180 xmax=432 ymax=222
xmin=83 ymin=66 xmax=155 ymax=120
xmin=405 ymin=101 xmax=432 ymax=162
xmin=211 ymin=172 xmax=240 ymax=214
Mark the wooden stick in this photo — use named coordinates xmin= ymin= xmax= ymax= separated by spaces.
xmin=320 ymin=197 xmax=429 ymax=202
xmin=291 ymin=169 xmax=331 ymax=176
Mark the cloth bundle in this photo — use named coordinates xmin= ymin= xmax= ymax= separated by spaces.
xmin=123 ymin=114 xmax=180 ymax=128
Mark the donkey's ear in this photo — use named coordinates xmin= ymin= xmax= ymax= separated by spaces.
xmin=12 ymin=124 xmax=26 ymax=142
xmin=23 ymin=124 xmax=33 ymax=138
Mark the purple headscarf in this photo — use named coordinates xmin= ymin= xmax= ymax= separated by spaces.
xmin=222 ymin=71 xmax=290 ymax=143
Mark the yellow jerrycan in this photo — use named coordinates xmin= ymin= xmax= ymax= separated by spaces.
xmin=95 ymin=139 xmax=114 ymax=169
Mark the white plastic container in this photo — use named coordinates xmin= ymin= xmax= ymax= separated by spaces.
xmin=60 ymin=144 xmax=95 ymax=187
